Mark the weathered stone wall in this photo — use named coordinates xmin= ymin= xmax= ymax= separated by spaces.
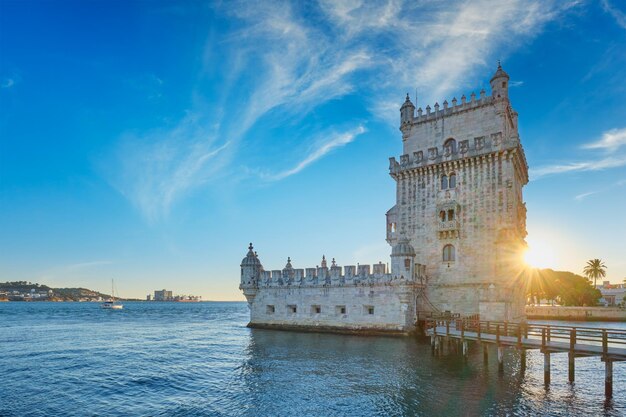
xmin=247 ymin=283 xmax=420 ymax=333
xmin=526 ymin=306 xmax=626 ymax=322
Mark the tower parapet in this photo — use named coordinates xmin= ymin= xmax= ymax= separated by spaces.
xmin=246 ymin=251 xmax=425 ymax=289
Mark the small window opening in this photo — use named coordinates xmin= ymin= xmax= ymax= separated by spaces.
xmin=311 ymin=305 xmax=321 ymax=314
xmin=443 ymin=245 xmax=456 ymax=262
xmin=336 ymin=305 xmax=346 ymax=315
xmin=449 ymin=173 xmax=456 ymax=188
xmin=287 ymin=305 xmax=297 ymax=314
xmin=391 ymin=222 xmax=397 ymax=233
xmin=364 ymin=305 xmax=375 ymax=315
xmin=502 ymin=82 xmax=506 ymax=88
xmin=440 ymin=211 xmax=446 ymax=221
xmin=441 ymin=175 xmax=448 ymax=190
xmin=404 ymin=258 xmax=411 ymax=270
xmin=266 ymin=305 xmax=275 ymax=314
xmin=447 ymin=209 xmax=454 ymax=221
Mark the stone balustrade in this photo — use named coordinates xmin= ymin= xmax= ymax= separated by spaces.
xmin=438 ymin=220 xmax=459 ymax=231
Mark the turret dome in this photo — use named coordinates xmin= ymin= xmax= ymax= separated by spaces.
xmin=490 ymin=62 xmax=509 ymax=82
xmin=241 ymin=243 xmax=262 ymax=267
xmin=400 ymin=93 xmax=415 ymax=109
xmin=391 ymin=239 xmax=416 ymax=257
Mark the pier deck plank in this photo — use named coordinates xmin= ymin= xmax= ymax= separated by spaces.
xmin=427 ymin=326 xmax=626 ymax=361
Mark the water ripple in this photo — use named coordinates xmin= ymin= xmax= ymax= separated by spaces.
xmin=0 ymin=302 xmax=623 ymax=416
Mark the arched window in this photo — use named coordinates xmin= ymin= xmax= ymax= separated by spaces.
xmin=440 ymin=211 xmax=446 ymax=221
xmin=441 ymin=175 xmax=448 ymax=190
xmin=444 ymin=138 xmax=457 ymax=155
xmin=449 ymin=173 xmax=456 ymax=188
xmin=447 ymin=209 xmax=454 ymax=221
xmin=443 ymin=244 xmax=455 ymax=262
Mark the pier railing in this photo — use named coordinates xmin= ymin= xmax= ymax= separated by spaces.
xmin=424 ymin=317 xmax=626 ymax=398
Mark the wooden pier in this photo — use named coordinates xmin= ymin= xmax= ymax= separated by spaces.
xmin=424 ymin=317 xmax=626 ymax=398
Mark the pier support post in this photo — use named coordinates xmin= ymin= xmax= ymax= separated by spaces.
xmin=568 ymin=328 xmax=576 ymax=383
xmin=543 ymin=352 xmax=550 ymax=385
xmin=483 ymin=344 xmax=488 ymax=363
xmin=605 ymin=360 xmax=613 ymax=399
xmin=431 ymin=335 xmax=435 ymax=354
xmin=520 ymin=349 xmax=526 ymax=374
xmin=462 ymin=340 xmax=468 ymax=360
xmin=568 ymin=352 xmax=575 ymax=383
xmin=497 ymin=347 xmax=504 ymax=373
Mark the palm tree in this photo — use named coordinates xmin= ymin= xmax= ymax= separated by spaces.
xmin=583 ymin=259 xmax=607 ymax=288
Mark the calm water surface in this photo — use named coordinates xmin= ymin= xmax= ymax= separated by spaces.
xmin=1 ymin=302 xmax=624 ymax=416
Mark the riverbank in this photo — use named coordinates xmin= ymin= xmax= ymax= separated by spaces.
xmin=526 ymin=305 xmax=626 ymax=322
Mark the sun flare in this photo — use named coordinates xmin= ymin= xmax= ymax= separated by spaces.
xmin=523 ymin=239 xmax=556 ymax=269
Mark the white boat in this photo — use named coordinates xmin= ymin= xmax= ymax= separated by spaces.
xmin=101 ymin=279 xmax=123 ymax=310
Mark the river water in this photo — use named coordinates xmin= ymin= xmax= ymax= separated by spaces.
xmin=1 ymin=302 xmax=624 ymax=416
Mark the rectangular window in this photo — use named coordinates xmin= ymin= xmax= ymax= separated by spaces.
xmin=336 ymin=305 xmax=346 ymax=315
xmin=364 ymin=305 xmax=375 ymax=315
xmin=287 ymin=304 xmax=297 ymax=314
xmin=311 ymin=305 xmax=321 ymax=314
xmin=266 ymin=305 xmax=275 ymax=314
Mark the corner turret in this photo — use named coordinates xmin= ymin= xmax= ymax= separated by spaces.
xmin=390 ymin=238 xmax=416 ymax=280
xmin=400 ymin=93 xmax=415 ymax=127
xmin=240 ymin=243 xmax=262 ymax=288
xmin=490 ymin=61 xmax=510 ymax=100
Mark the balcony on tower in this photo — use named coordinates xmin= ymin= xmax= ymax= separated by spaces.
xmin=437 ymin=202 xmax=460 ymax=239
xmin=438 ymin=220 xmax=460 ymax=238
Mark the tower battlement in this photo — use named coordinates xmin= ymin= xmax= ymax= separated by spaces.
xmin=239 ymin=255 xmax=427 ymax=289
xmin=403 ymin=90 xmax=509 ymax=127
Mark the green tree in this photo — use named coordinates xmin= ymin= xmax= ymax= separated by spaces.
xmin=583 ymin=259 xmax=607 ymax=288
xmin=527 ymin=269 xmax=602 ymax=306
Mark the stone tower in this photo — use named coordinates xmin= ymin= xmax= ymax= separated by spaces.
xmin=387 ymin=64 xmax=528 ymax=321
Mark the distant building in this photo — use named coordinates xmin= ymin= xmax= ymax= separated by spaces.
xmin=598 ymin=281 xmax=626 ymax=307
xmin=146 ymin=294 xmax=151 ymax=301
xmin=154 ymin=289 xmax=173 ymax=301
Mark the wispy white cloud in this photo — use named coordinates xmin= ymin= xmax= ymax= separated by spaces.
xmin=574 ymin=179 xmax=626 ymax=201
xmin=531 ymin=155 xmax=626 ymax=179
xmin=1 ymin=78 xmax=15 ymax=88
xmin=318 ymin=0 xmax=577 ymax=119
xmin=574 ymin=191 xmax=600 ymax=201
xmin=602 ymin=0 xmax=626 ymax=29
xmin=66 ymin=260 xmax=113 ymax=271
xmin=264 ymin=125 xmax=366 ymax=181
xmin=106 ymin=113 xmax=230 ymax=223
xmin=533 ymin=127 xmax=626 ymax=179
xmin=108 ymin=0 xmax=580 ymax=221
xmin=509 ymin=80 xmax=524 ymax=87
xmin=582 ymin=127 xmax=626 ymax=151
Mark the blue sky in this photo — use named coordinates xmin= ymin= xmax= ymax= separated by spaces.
xmin=1 ymin=0 xmax=625 ymax=300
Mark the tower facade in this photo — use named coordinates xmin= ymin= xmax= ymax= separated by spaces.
xmin=387 ymin=64 xmax=528 ymax=321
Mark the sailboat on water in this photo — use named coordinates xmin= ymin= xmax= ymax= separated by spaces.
xmin=101 ymin=279 xmax=123 ymax=310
